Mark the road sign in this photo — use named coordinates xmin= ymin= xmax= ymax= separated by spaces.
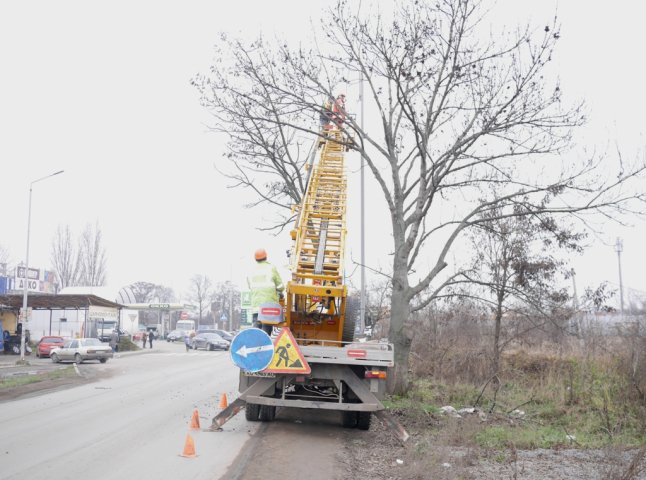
xmin=230 ymin=329 xmax=274 ymax=373
xmin=149 ymin=303 xmax=170 ymax=309
xmin=241 ymin=291 xmax=252 ymax=308
xmin=180 ymin=312 xmax=189 ymax=320
xmin=264 ymin=328 xmax=310 ymax=374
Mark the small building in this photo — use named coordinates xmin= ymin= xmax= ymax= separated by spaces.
xmin=0 ymin=294 xmax=125 ymax=342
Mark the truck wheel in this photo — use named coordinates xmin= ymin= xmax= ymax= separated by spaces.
xmin=245 ymin=402 xmax=260 ymax=421
xmin=341 ymin=313 xmax=356 ymax=343
xmin=259 ymin=405 xmax=276 ymax=422
xmin=357 ymin=412 xmax=371 ymax=430
xmin=342 ymin=411 xmax=358 ymax=428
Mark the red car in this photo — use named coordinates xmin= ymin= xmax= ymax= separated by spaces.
xmin=36 ymin=336 xmax=65 ymax=358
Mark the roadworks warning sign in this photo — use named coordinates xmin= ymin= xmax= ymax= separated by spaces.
xmin=263 ymin=328 xmax=311 ymax=374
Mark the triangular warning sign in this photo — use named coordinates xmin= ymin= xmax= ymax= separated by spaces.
xmin=263 ymin=327 xmax=311 ymax=374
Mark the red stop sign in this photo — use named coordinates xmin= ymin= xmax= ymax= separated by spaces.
xmin=180 ymin=312 xmax=188 ymax=320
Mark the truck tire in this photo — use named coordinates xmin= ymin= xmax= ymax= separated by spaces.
xmin=357 ymin=412 xmax=371 ymax=430
xmin=245 ymin=402 xmax=260 ymax=421
xmin=259 ymin=405 xmax=276 ymax=422
xmin=341 ymin=313 xmax=356 ymax=343
xmin=342 ymin=411 xmax=358 ymax=428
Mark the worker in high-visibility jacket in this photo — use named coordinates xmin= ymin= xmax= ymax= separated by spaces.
xmin=247 ymin=248 xmax=284 ymax=334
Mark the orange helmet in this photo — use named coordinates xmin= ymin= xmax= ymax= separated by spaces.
xmin=254 ymin=249 xmax=267 ymax=261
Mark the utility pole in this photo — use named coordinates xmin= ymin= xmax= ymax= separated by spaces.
xmin=359 ymin=71 xmax=366 ymax=335
xmin=615 ymin=237 xmax=624 ymax=317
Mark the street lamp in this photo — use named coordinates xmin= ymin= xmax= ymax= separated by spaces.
xmin=19 ymin=170 xmax=64 ymax=363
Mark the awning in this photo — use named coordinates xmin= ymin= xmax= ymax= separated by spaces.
xmin=0 ymin=294 xmax=124 ymax=310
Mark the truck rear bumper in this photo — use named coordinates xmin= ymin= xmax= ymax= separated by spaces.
xmin=239 ymin=363 xmax=386 ymax=412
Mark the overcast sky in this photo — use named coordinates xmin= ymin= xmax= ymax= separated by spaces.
xmin=2 ymin=1 xmax=645 ymax=302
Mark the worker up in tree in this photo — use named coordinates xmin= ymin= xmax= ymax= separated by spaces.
xmin=331 ymin=93 xmax=346 ymax=127
xmin=247 ymin=249 xmax=285 ymax=335
xmin=319 ymin=96 xmax=334 ymax=131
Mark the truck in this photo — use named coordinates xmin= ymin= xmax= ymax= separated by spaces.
xmin=211 ymin=118 xmax=406 ymax=441
xmin=175 ymin=319 xmax=196 ymax=336
xmin=96 ymin=320 xmax=118 ymax=342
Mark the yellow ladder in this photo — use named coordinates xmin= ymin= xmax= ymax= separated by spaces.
xmin=285 ymin=129 xmax=348 ymax=343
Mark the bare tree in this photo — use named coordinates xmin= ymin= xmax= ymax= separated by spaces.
xmin=188 ymin=274 xmax=214 ymax=325
xmin=78 ymin=222 xmax=107 ymax=286
xmin=50 ymin=225 xmax=81 ymax=289
xmin=127 ymin=281 xmax=176 ymax=325
xmin=129 ymin=282 xmax=158 ymax=303
xmin=194 ymin=0 xmax=646 ymax=393
xmin=211 ymin=281 xmax=240 ymax=330
xmin=462 ymin=206 xmax=579 ymax=385
xmin=0 ymin=244 xmax=10 ymax=276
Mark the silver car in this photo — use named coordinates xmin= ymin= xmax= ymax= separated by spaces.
xmin=50 ymin=338 xmax=114 ymax=364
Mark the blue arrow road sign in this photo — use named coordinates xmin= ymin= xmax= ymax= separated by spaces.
xmin=230 ymin=329 xmax=274 ymax=373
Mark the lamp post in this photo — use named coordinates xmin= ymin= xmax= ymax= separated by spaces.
xmin=19 ymin=170 xmax=64 ymax=363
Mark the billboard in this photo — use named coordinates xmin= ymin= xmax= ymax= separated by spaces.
xmin=12 ymin=267 xmax=58 ymax=294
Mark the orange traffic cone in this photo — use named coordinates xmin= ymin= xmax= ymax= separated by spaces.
xmin=189 ymin=409 xmax=200 ymax=430
xmin=180 ymin=433 xmax=197 ymax=458
xmin=219 ymin=393 xmax=228 ymax=409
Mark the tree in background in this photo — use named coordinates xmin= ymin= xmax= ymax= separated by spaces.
xmin=127 ymin=281 xmax=176 ymax=325
xmin=0 ymin=243 xmax=10 ymax=276
xmin=188 ymin=274 xmax=214 ymax=326
xmin=78 ymin=222 xmax=107 ymax=286
xmin=50 ymin=225 xmax=80 ymax=289
xmin=195 ymin=0 xmax=646 ymax=393
xmin=211 ymin=281 xmax=241 ymax=330
xmin=463 ymin=205 xmax=581 ymax=387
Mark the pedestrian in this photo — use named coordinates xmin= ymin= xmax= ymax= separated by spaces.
xmin=141 ymin=331 xmax=147 ymax=348
xmin=109 ymin=330 xmax=119 ymax=353
xmin=184 ymin=332 xmax=191 ymax=352
xmin=148 ymin=330 xmax=154 ymax=349
xmin=247 ymin=248 xmax=285 ymax=335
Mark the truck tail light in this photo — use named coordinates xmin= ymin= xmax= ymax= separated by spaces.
xmin=365 ymin=370 xmax=387 ymax=379
xmin=347 ymin=349 xmax=367 ymax=358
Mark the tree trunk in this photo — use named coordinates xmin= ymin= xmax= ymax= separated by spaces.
xmin=492 ymin=291 xmax=504 ymax=388
xmin=387 ymin=252 xmax=412 ymax=395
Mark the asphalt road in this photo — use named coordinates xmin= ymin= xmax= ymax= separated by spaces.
xmin=0 ymin=340 xmax=258 ymax=480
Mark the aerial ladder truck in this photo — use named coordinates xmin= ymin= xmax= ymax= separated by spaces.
xmin=211 ymin=105 xmax=405 ymax=439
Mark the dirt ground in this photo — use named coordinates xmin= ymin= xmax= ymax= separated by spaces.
xmin=0 ymin=361 xmax=112 ymax=403
xmin=339 ymin=409 xmax=646 ymax=480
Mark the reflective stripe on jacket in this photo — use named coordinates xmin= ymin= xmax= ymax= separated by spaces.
xmin=247 ymin=261 xmax=284 ymax=312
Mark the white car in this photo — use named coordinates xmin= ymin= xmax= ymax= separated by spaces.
xmin=50 ymin=338 xmax=114 ymax=364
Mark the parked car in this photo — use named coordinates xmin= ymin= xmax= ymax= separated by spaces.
xmin=213 ymin=329 xmax=234 ymax=342
xmin=132 ymin=328 xmax=148 ymax=341
xmin=50 ymin=338 xmax=114 ymax=364
xmin=191 ymin=333 xmax=230 ymax=351
xmin=166 ymin=330 xmax=185 ymax=342
xmin=35 ymin=336 xmax=65 ymax=358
